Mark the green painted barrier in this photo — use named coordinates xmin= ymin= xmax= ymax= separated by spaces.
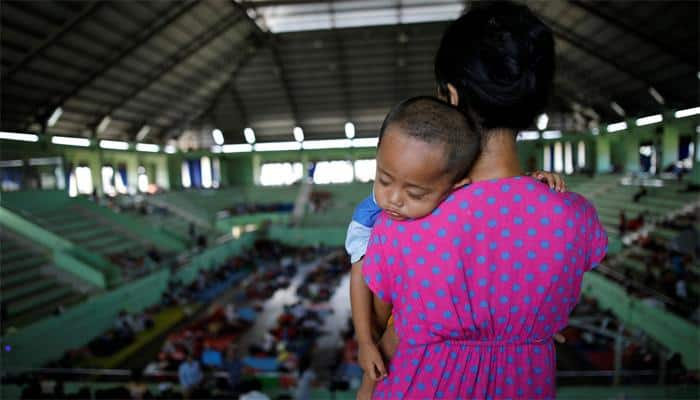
xmin=0 ymin=206 xmax=119 ymax=288
xmin=215 ymin=212 xmax=290 ymax=233
xmin=73 ymin=197 xmax=185 ymax=252
xmin=2 ymin=269 xmax=169 ymax=369
xmin=267 ymin=226 xmax=346 ymax=247
xmin=176 ymin=234 xmax=255 ymax=284
xmin=582 ymin=272 xmax=700 ymax=370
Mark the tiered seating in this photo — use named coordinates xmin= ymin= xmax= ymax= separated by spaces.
xmin=0 ymin=230 xmax=83 ymax=327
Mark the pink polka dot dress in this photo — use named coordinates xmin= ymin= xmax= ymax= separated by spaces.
xmin=362 ymin=176 xmax=607 ymax=399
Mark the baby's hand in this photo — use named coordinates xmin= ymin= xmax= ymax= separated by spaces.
xmin=358 ymin=341 xmax=387 ymax=381
xmin=528 ymin=170 xmax=567 ymax=192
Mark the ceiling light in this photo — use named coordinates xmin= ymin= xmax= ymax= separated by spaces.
xmin=607 ymin=122 xmax=627 ymax=133
xmin=136 ymin=125 xmax=151 ymax=141
xmin=351 ymin=138 xmax=378 ymax=147
xmin=212 ymin=129 xmax=224 ymax=145
xmin=164 ymin=145 xmax=177 ymax=154
xmin=542 ymin=130 xmax=562 ymax=139
xmin=255 ymin=141 xmax=302 ymax=152
xmin=222 ymin=144 xmax=253 ymax=153
xmin=517 ymin=131 xmax=540 ymax=141
xmin=51 ymin=136 xmax=90 ymax=147
xmin=99 ymin=140 xmax=129 ymax=150
xmin=0 ymin=131 xmax=39 ymax=142
xmin=293 ymin=126 xmax=304 ymax=142
xmin=344 ymin=122 xmax=356 ymax=139
xmin=302 ymin=139 xmax=352 ymax=150
xmin=96 ymin=116 xmax=111 ymax=134
xmin=635 ymin=114 xmax=663 ymax=126
xmin=610 ymin=102 xmax=626 ymax=117
xmin=47 ymin=107 xmax=63 ymax=127
xmin=675 ymin=106 xmax=700 ymax=118
xmin=135 ymin=143 xmax=159 ymax=153
xmin=648 ymin=87 xmax=665 ymax=105
xmin=244 ymin=128 xmax=256 ymax=144
xmin=536 ymin=114 xmax=548 ymax=131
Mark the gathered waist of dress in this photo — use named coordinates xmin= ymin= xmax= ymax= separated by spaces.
xmin=402 ymin=336 xmax=553 ymax=349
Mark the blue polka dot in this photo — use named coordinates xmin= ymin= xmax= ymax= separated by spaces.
xmin=448 ymin=214 xmax=457 ymax=223
xmin=527 ymin=205 xmax=536 ymax=214
xmin=489 ymin=264 xmax=497 ymax=272
xmin=452 ymin=237 xmax=461 ymax=246
xmin=477 ymin=256 xmax=486 ymax=264
xmin=427 ymin=301 xmax=436 ymax=309
xmin=554 ymin=229 xmax=564 ymax=237
xmin=553 ymin=205 xmax=563 ymax=214
xmin=487 ymin=197 xmax=496 ymax=204
xmin=411 ymin=290 xmax=419 ymax=298
xmin=387 ymin=256 xmax=395 ymax=265
xmin=443 ymin=310 xmax=452 ymax=319
xmin=397 ymin=225 xmax=406 ymax=232
xmin=528 ymin=228 xmax=537 ymax=236
xmin=540 ymin=217 xmax=550 ymax=225
xmin=476 ymin=233 xmax=485 ymax=241
xmin=501 ymin=228 xmax=511 ymax=238
xmin=488 ymin=219 xmax=497 ymax=228
xmin=536 ymin=285 xmax=545 ymax=294
xmin=513 ymin=261 xmax=522 ymax=270
xmin=489 ymin=241 xmax=498 ymax=250
xmin=447 ymin=275 xmax=455 ymax=284
xmin=514 ymin=239 xmax=523 ymax=248
xmin=459 ymin=200 xmax=469 ymax=209
xmin=421 ymin=221 xmax=431 ymax=230
xmin=421 ymin=279 xmax=430 ymax=288
xmin=465 ymin=246 xmax=473 ymax=255
xmin=437 ymin=228 xmax=447 ymax=237
xmin=463 ymin=223 xmax=472 ymax=232
xmin=478 ymin=278 xmax=488 ymax=286
xmin=525 ymin=273 xmax=534 ymax=282
xmin=527 ymin=183 xmax=535 ymax=191
xmin=501 ymin=273 xmax=509 ymax=282
xmin=415 ymin=256 xmax=426 ymax=265
xmin=474 ymin=210 xmax=484 ymax=218
xmin=412 ymin=233 xmax=422 ymax=242
xmin=427 ymin=243 xmax=436 ymax=252
xmin=436 ymin=289 xmax=446 ymax=297
xmin=527 ymin=250 xmax=537 ymax=259
xmin=540 ymin=263 xmax=549 ymax=272
xmin=391 ymin=238 xmax=399 ymax=247
xmin=402 ymin=247 xmax=411 ymax=255
xmin=473 ymin=188 xmax=484 ymax=196
xmin=514 ymin=216 xmax=523 ymax=225
xmin=501 ymin=184 xmax=510 ymax=192
xmin=512 ymin=283 xmax=520 ymax=292
xmin=523 ymin=295 xmax=531 ymax=304
xmin=431 ymin=208 xmax=441 ymax=216
xmin=480 ymin=300 xmax=488 ymax=308
xmin=432 ymin=266 xmax=441 ymax=274
xmin=501 ymin=251 xmax=510 ymax=260
xmin=441 ymin=252 xmax=451 ymax=261
xmin=466 ymin=268 xmax=474 ymax=277
xmin=500 ymin=295 xmax=509 ymax=304
xmin=541 ymin=240 xmax=550 ymax=249
xmin=500 ymin=206 xmax=509 ymax=215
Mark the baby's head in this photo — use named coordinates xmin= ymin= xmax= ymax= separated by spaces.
xmin=374 ymin=96 xmax=481 ymax=220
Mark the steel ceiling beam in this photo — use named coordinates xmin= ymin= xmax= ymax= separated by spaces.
xmin=537 ymin=13 xmax=686 ymax=104
xmin=4 ymin=2 xmax=104 ymax=81
xmin=90 ymin=11 xmax=244 ymax=135
xmin=330 ymin=1 xmax=352 ymax=124
xmin=569 ymin=0 xmax=696 ymax=67
xmin=30 ymin=1 xmax=200 ymax=131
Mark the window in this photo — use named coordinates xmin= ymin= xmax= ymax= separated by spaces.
xmin=564 ymin=142 xmax=573 ymax=175
xmin=181 ymin=161 xmax=191 ymax=188
xmin=102 ymin=166 xmax=116 ymax=196
xmin=260 ymin=162 xmax=304 ymax=186
xmin=553 ymin=142 xmax=563 ymax=173
xmin=212 ymin=158 xmax=221 ymax=188
xmin=137 ymin=166 xmax=149 ymax=193
xmin=313 ymin=161 xmax=354 ymax=184
xmin=543 ymin=145 xmax=552 ymax=172
xmin=577 ymin=141 xmax=586 ymax=169
xmin=354 ymin=159 xmax=376 ymax=182
xmin=201 ymin=156 xmax=212 ymax=189
xmin=75 ymin=166 xmax=93 ymax=195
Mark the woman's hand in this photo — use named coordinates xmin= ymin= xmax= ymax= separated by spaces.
xmin=528 ymin=171 xmax=567 ymax=192
xmin=358 ymin=341 xmax=387 ymax=381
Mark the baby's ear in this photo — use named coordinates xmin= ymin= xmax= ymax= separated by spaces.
xmin=453 ymin=176 xmax=471 ymax=189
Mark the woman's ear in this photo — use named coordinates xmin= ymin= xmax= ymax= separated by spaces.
xmin=452 ymin=176 xmax=471 ymax=189
xmin=447 ymin=83 xmax=459 ymax=106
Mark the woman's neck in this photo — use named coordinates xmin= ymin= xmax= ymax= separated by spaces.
xmin=468 ymin=129 xmax=524 ymax=182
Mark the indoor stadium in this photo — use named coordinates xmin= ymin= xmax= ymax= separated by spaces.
xmin=0 ymin=1 xmax=698 ymax=399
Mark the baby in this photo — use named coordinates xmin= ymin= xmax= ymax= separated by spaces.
xmin=350 ymin=96 xmax=480 ymax=397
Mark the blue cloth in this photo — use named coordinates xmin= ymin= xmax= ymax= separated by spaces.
xmin=345 ymin=194 xmax=382 ymax=263
xmin=242 ymin=356 xmax=279 ymax=372
xmin=178 ymin=361 xmax=202 ymax=389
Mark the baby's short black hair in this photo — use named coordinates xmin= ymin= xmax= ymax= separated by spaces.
xmin=378 ymin=96 xmax=481 ymax=182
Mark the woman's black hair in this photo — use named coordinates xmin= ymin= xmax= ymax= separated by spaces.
xmin=435 ymin=1 xmax=555 ymax=133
